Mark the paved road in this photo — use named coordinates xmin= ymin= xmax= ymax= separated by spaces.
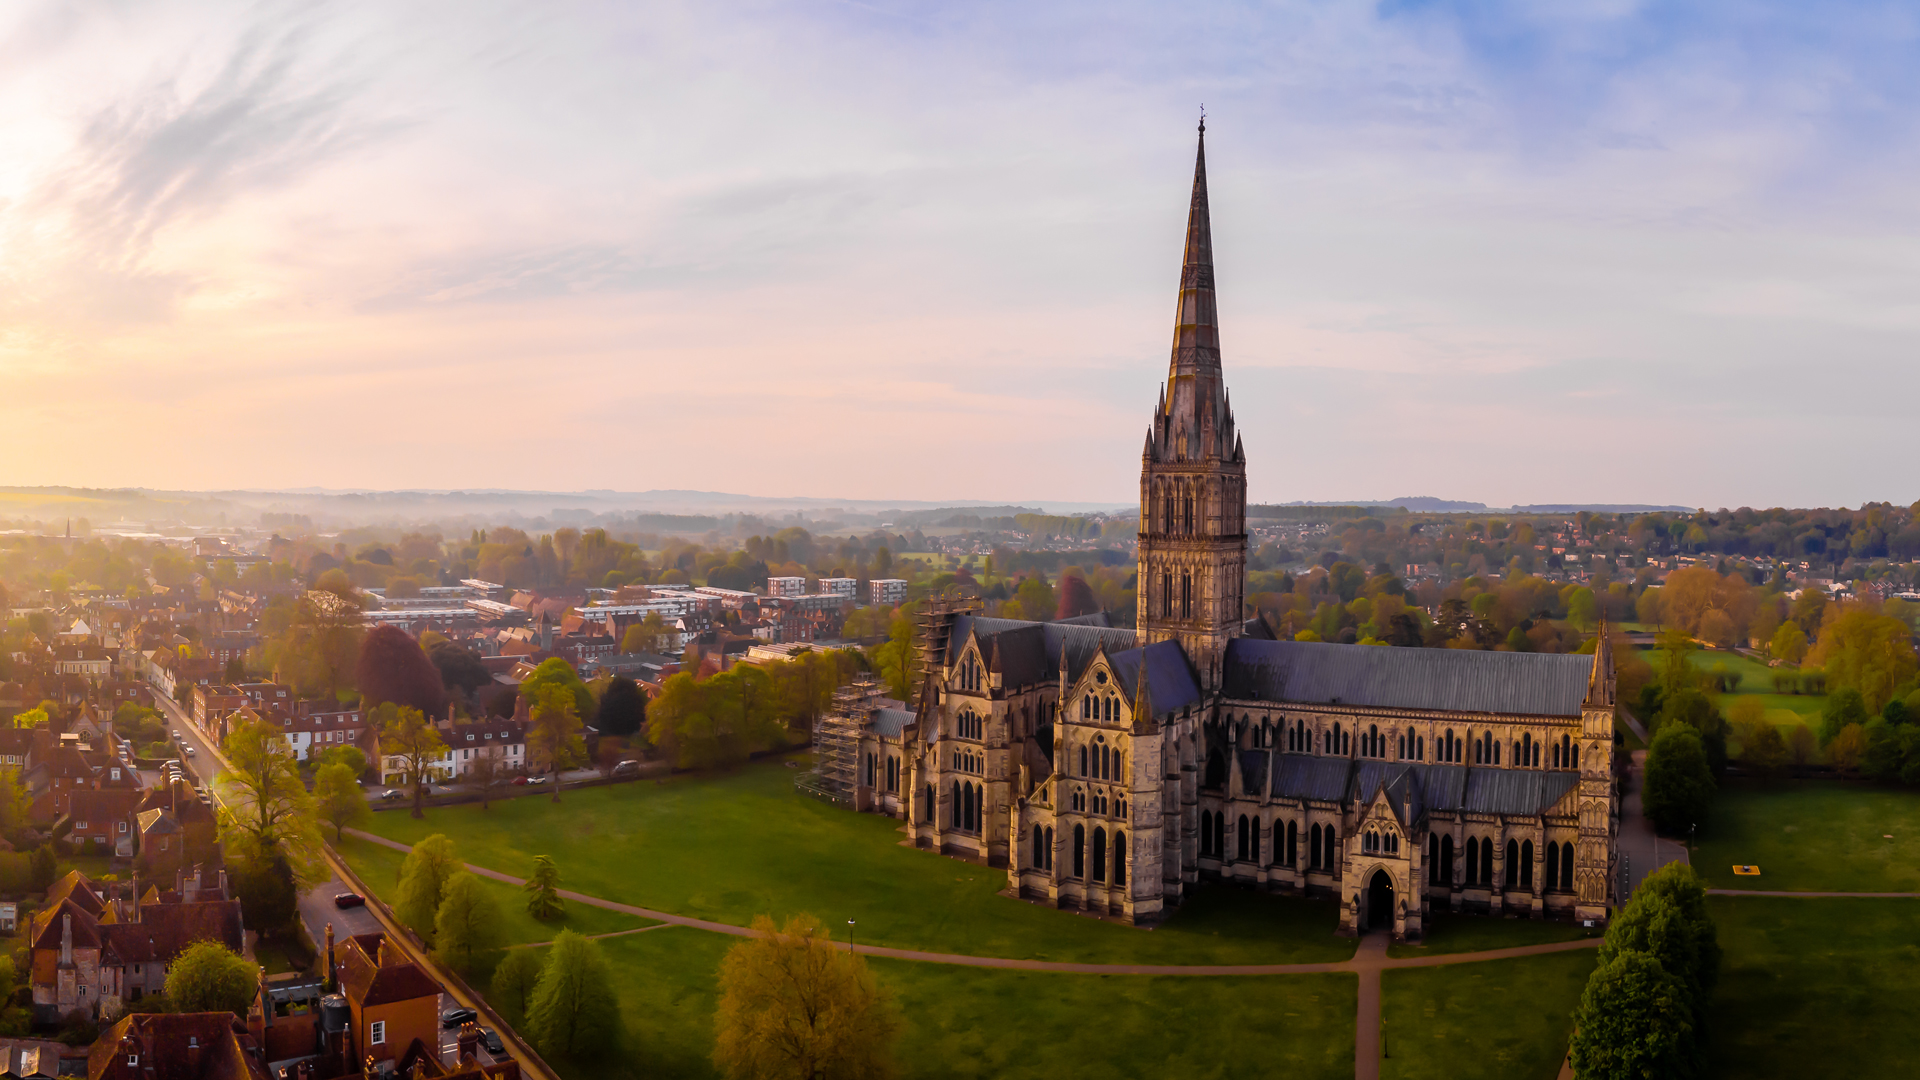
xmin=1618 ymin=750 xmax=1689 ymax=899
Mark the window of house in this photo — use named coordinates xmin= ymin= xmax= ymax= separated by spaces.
xmin=76 ymin=821 xmax=88 ymax=830
xmin=370 ymin=1021 xmax=385 ymax=1045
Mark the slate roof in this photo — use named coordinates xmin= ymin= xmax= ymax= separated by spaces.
xmin=1107 ymin=640 xmax=1202 ymax=718
xmin=948 ymin=615 xmax=1138 ymax=688
xmin=1263 ymin=756 xmax=1577 ymax=819
xmin=1222 ymin=638 xmax=1596 ymax=717
xmin=103 ymin=901 xmax=246 ymax=963
xmin=871 ymin=708 xmax=914 ymax=738
xmin=1237 ymin=750 xmax=1269 ymax=797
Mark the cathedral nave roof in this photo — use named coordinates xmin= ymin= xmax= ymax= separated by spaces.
xmin=1221 ymin=638 xmax=1596 ymax=718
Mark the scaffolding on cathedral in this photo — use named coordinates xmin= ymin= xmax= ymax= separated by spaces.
xmin=914 ymin=587 xmax=981 ymax=706
xmin=796 ymin=673 xmax=879 ymax=806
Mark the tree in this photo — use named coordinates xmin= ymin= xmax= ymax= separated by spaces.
xmin=524 ymin=855 xmax=565 ymax=921
xmin=520 ymin=657 xmax=595 ymax=722
xmin=316 ymin=744 xmax=368 ymax=778
xmin=1054 ymin=575 xmax=1100 ymax=620
xmin=396 ymin=834 xmax=463 ymax=946
xmin=374 ymin=703 xmax=447 ymax=819
xmin=358 ymin=625 xmax=447 ymax=718
xmin=1769 ymin=621 xmax=1808 ymax=664
xmin=1741 ymin=723 xmax=1790 ymax=781
xmin=491 ymin=947 xmax=545 ymax=1027
xmin=1809 ymin=606 xmax=1918 ymax=712
xmin=1568 ymin=950 xmax=1697 ymax=1080
xmin=714 ymin=913 xmax=900 ymax=1080
xmin=167 ymin=942 xmax=259 ymax=1014
xmin=434 ymin=871 xmax=506 ymax=975
xmin=526 ymin=930 xmax=622 ymax=1059
xmin=1828 ymin=722 xmax=1868 ymax=774
xmin=1787 ymin=723 xmax=1816 ymax=767
xmin=229 ymin=849 xmax=300 ymax=934
xmin=1643 ymin=724 xmax=1715 ymax=836
xmin=527 ymin=682 xmax=586 ymax=801
xmin=218 ymin=718 xmax=322 ymax=881
xmin=595 ymin=676 xmax=646 ymax=738
xmin=269 ymin=585 xmax=366 ymax=698
xmin=621 ymin=613 xmax=677 ymax=656
xmin=1822 ymin=686 xmax=1870 ymax=747
xmin=1598 ymin=863 xmax=1720 ymax=1033
xmin=426 ymin=639 xmax=493 ymax=705
xmin=469 ymin=753 xmax=511 ymax=810
xmin=314 ymin=762 xmax=370 ymax=842
xmin=1014 ymin=575 xmax=1054 ymax=622
xmin=29 ymin=845 xmax=56 ymax=892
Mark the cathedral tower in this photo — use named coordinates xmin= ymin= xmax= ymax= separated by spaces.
xmin=1137 ymin=120 xmax=1248 ymax=692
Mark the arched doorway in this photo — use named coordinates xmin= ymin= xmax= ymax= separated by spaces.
xmin=1366 ymin=869 xmax=1394 ymax=932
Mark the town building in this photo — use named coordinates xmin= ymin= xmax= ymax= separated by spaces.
xmin=820 ymin=124 xmax=1619 ymax=940
xmin=765 ymin=576 xmax=807 ymax=598
xmin=869 ymin=579 xmax=907 ymax=606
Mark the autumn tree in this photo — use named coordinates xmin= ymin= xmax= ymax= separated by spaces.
xmin=373 ymin=702 xmax=447 ymax=819
xmin=468 ymin=752 xmax=511 ymax=809
xmin=358 ymin=625 xmax=447 ymax=718
xmin=527 ymin=683 xmax=585 ymax=800
xmin=714 ymin=913 xmax=900 ymax=1080
xmin=1054 ymin=575 xmax=1100 ymax=620
xmin=524 ymin=855 xmax=565 ymax=921
xmin=520 ymin=657 xmax=595 ymax=720
xmin=314 ymin=761 xmax=370 ymax=842
xmin=526 ymin=931 xmax=622 ymax=1059
xmin=395 ymin=834 xmax=462 ymax=947
xmin=269 ymin=584 xmax=366 ymax=698
xmin=1809 ymin=606 xmax=1917 ymax=712
xmin=434 ymin=871 xmax=506 ymax=975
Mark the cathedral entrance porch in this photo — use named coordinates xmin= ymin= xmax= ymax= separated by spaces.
xmin=1365 ymin=870 xmax=1394 ymax=932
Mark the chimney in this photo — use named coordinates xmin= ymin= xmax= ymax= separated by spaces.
xmin=217 ymin=867 xmax=227 ymax=898
xmin=456 ymin=1024 xmax=481 ymax=1064
xmin=131 ymin=871 xmax=140 ymax=921
xmin=187 ymin=1034 xmax=202 ymax=1073
xmin=60 ymin=913 xmax=72 ymax=966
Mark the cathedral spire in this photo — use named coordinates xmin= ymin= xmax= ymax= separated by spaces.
xmin=1170 ymin=118 xmax=1219 ymax=378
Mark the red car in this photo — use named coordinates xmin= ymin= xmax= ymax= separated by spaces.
xmin=332 ymin=893 xmax=366 ymax=909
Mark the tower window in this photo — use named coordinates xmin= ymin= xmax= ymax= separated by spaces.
xmin=1181 ymin=572 xmax=1192 ymax=619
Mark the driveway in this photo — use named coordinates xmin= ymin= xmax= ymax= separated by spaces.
xmin=1619 ymin=750 xmax=1689 ymax=898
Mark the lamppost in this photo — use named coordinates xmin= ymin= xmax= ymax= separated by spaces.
xmin=847 ymin=918 xmax=856 ymax=953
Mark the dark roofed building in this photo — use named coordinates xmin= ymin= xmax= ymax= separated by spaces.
xmin=88 ymin=1012 xmax=269 ymax=1080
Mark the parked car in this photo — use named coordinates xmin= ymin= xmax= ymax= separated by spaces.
xmin=380 ymin=789 xmax=405 ymax=801
xmin=613 ymin=759 xmax=643 ymax=775
xmin=525 ymin=775 xmax=550 ymax=785
xmin=440 ymin=1007 xmax=479 ymax=1030
xmin=171 ymin=730 xmax=182 ymax=740
xmin=479 ymin=1029 xmax=505 ymax=1055
xmin=332 ymin=892 xmax=365 ymax=909
xmin=183 ymin=746 xmax=195 ymax=755
xmin=510 ymin=776 xmax=529 ymax=786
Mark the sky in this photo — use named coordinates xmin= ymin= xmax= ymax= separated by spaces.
xmin=4 ymin=0 xmax=1920 ymax=510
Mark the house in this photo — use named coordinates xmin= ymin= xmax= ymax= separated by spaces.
xmin=434 ymin=720 xmax=526 ymax=779
xmin=192 ymin=686 xmax=250 ymax=735
xmin=57 ymin=789 xmax=143 ymax=857
xmin=333 ymin=933 xmax=442 ymax=1069
xmin=30 ymin=870 xmax=245 ymax=1021
xmin=0 ymin=1037 xmax=68 ymax=1078
xmin=88 ymin=1012 xmax=269 ymax=1080
xmin=53 ymin=645 xmax=114 ymax=682
xmin=135 ymin=782 xmax=222 ymax=880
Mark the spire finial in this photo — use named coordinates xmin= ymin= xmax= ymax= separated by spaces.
xmin=1199 ymin=104 xmax=1205 ymax=136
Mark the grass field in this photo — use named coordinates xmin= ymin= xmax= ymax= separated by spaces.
xmin=1708 ymin=896 xmax=1920 ymax=1077
xmin=358 ymin=759 xmax=1359 ymax=965
xmin=1379 ymin=950 xmax=1593 ymax=1080
xmin=1689 ymin=780 xmax=1920 ymax=892
xmin=1387 ymin=910 xmax=1600 ymax=959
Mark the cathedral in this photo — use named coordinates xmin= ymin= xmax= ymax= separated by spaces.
xmin=833 ymin=123 xmax=1618 ymax=940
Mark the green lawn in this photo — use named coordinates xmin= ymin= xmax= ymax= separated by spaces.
xmin=1690 ymin=780 xmax=1920 ymax=892
xmin=565 ymin=925 xmax=1356 ymax=1080
xmin=1380 ymin=950 xmax=1593 ymax=1080
xmin=1388 ymin=909 xmax=1600 ymax=959
xmin=1638 ymin=648 xmax=1825 ymax=726
xmin=336 ymin=834 xmax=656 ymax=945
xmin=1708 ymin=896 xmax=1920 ymax=1077
xmin=357 ymin=758 xmax=1357 ymax=965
